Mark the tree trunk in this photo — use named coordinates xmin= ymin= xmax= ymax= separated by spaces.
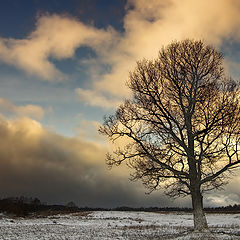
xmin=191 ymin=187 xmax=208 ymax=231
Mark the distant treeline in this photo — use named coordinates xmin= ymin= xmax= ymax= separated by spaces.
xmin=0 ymin=196 xmax=239 ymax=216
xmin=112 ymin=205 xmax=240 ymax=213
xmin=0 ymin=197 xmax=79 ymax=217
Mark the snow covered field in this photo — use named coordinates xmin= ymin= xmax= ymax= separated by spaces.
xmin=0 ymin=211 xmax=239 ymax=239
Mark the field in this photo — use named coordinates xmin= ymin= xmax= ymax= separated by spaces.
xmin=0 ymin=211 xmax=240 ymax=239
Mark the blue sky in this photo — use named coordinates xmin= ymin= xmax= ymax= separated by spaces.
xmin=0 ymin=0 xmax=126 ymax=37
xmin=0 ymin=0 xmax=240 ymax=207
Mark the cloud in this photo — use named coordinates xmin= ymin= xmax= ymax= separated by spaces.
xmin=75 ymin=88 xmax=121 ymax=109
xmin=94 ymin=0 xmax=240 ymax=97
xmin=0 ymin=116 xmax=172 ymax=207
xmin=224 ymin=58 xmax=240 ymax=79
xmin=0 ymin=14 xmax=113 ymax=81
xmin=73 ymin=0 xmax=240 ymax=106
xmin=75 ymin=119 xmax=103 ymax=143
xmin=204 ymin=173 xmax=240 ymax=207
xmin=1 ymin=2 xmax=240 ymax=106
xmin=0 ymin=115 xmax=238 ymax=207
xmin=0 ymin=98 xmax=44 ymax=120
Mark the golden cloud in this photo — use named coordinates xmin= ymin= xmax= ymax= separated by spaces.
xmin=0 ymin=116 xmax=156 ymax=206
xmin=0 ymin=115 xmax=238 ymax=207
xmin=94 ymin=0 xmax=240 ymax=99
xmin=0 ymin=98 xmax=44 ymax=120
xmin=75 ymin=88 xmax=121 ymax=109
xmin=0 ymin=14 xmax=113 ymax=81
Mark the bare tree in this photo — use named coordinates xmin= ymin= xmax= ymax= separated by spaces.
xmin=99 ymin=40 xmax=240 ymax=231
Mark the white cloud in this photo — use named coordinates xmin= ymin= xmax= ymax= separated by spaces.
xmin=0 ymin=98 xmax=44 ymax=120
xmin=75 ymin=88 xmax=121 ymax=109
xmin=0 ymin=14 xmax=113 ymax=81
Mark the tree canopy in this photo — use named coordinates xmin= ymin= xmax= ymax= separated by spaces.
xmin=99 ymin=40 xmax=240 ymax=230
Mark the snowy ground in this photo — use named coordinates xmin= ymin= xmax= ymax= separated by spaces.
xmin=0 ymin=211 xmax=239 ymax=239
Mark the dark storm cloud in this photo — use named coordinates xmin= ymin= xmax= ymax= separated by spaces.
xmin=0 ymin=116 xmax=238 ymax=208
xmin=0 ymin=116 xmax=172 ymax=207
xmin=204 ymin=173 xmax=240 ymax=207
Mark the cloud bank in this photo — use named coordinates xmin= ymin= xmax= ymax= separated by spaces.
xmin=0 ymin=113 xmax=238 ymax=207
xmin=0 ymin=115 xmax=176 ymax=207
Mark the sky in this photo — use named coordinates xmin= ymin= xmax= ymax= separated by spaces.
xmin=0 ymin=0 xmax=240 ymax=208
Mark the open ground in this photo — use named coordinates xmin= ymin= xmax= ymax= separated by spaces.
xmin=0 ymin=211 xmax=239 ymax=239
